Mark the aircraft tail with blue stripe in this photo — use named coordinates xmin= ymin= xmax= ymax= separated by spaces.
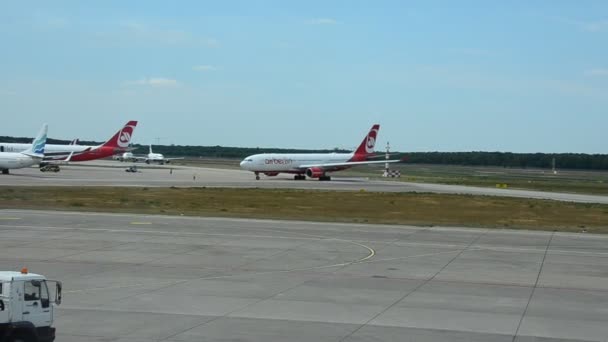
xmin=21 ymin=124 xmax=48 ymax=158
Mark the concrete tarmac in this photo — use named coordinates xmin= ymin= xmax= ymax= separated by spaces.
xmin=1 ymin=162 xmax=608 ymax=204
xmin=0 ymin=210 xmax=607 ymax=341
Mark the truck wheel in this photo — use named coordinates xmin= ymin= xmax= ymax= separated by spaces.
xmin=9 ymin=334 xmax=32 ymax=342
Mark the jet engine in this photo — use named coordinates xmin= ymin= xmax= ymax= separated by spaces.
xmin=306 ymin=167 xmax=324 ymax=178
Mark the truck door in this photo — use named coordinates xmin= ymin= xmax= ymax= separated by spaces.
xmin=0 ymin=282 xmax=8 ymax=323
xmin=22 ymin=280 xmax=51 ymax=327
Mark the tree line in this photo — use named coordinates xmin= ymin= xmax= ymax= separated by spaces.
xmin=2 ymin=135 xmax=607 ymax=170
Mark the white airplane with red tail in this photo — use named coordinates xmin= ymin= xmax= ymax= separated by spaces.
xmin=240 ymin=124 xmax=400 ymax=180
xmin=0 ymin=121 xmax=137 ymax=162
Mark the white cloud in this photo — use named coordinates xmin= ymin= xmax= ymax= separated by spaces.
xmin=556 ymin=17 xmax=608 ymax=32
xmin=307 ymin=18 xmax=338 ymax=25
xmin=124 ymin=78 xmax=180 ymax=87
xmin=585 ymin=68 xmax=608 ymax=77
xmin=450 ymin=48 xmax=495 ymax=57
xmin=193 ymin=65 xmax=217 ymax=72
xmin=580 ymin=20 xmax=608 ymax=32
xmin=118 ymin=22 xmax=218 ymax=47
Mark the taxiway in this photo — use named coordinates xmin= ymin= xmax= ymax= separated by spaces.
xmin=1 ymin=162 xmax=608 ymax=204
xmin=0 ymin=210 xmax=606 ymax=341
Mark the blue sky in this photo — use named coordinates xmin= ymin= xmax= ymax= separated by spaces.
xmin=1 ymin=1 xmax=607 ymax=153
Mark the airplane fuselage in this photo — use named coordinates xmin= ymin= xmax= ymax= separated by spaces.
xmin=0 ymin=143 xmax=87 ymax=154
xmin=240 ymin=153 xmax=355 ymax=173
xmin=0 ymin=153 xmax=41 ymax=170
xmin=0 ymin=143 xmax=125 ymax=162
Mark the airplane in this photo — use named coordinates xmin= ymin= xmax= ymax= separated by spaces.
xmin=0 ymin=121 xmax=138 ymax=163
xmin=116 ymin=152 xmax=136 ymax=162
xmin=0 ymin=124 xmax=47 ymax=174
xmin=123 ymin=145 xmax=183 ymax=165
xmin=239 ymin=124 xmax=401 ymax=181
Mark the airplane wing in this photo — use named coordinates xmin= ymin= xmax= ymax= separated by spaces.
xmin=299 ymin=159 xmax=401 ymax=170
xmin=42 ymin=148 xmax=91 ymax=161
xmin=42 ymin=152 xmax=75 ymax=165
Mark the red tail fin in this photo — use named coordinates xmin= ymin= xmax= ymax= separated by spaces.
xmin=353 ymin=124 xmax=380 ymax=159
xmin=102 ymin=121 xmax=138 ymax=149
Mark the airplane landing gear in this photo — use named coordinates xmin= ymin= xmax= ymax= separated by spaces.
xmin=294 ymin=175 xmax=306 ymax=180
xmin=255 ymin=172 xmax=260 ymax=180
xmin=1 ymin=169 xmax=8 ymax=175
xmin=319 ymin=175 xmax=331 ymax=181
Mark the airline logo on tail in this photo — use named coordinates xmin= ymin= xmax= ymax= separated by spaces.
xmin=32 ymin=124 xmax=48 ymax=155
xmin=353 ymin=124 xmax=380 ymax=159
xmin=22 ymin=123 xmax=48 ymax=158
xmin=116 ymin=123 xmax=136 ymax=148
xmin=101 ymin=121 xmax=137 ymax=149
xmin=365 ymin=127 xmax=378 ymax=154
xmin=32 ymin=134 xmax=47 ymax=155
xmin=119 ymin=131 xmax=132 ymax=146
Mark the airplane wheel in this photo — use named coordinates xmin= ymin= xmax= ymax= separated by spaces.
xmin=1 ymin=169 xmax=8 ymax=175
xmin=256 ymin=175 xmax=260 ymax=180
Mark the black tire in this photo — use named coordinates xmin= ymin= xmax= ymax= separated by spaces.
xmin=8 ymin=332 xmax=33 ymax=342
xmin=1 ymin=169 xmax=9 ymax=175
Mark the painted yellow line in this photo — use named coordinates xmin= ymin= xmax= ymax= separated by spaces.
xmin=130 ymin=221 xmax=152 ymax=225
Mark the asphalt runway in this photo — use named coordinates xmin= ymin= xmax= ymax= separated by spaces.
xmin=1 ymin=162 xmax=608 ymax=204
xmin=0 ymin=210 xmax=607 ymax=341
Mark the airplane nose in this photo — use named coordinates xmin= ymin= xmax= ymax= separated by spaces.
xmin=239 ymin=160 xmax=246 ymax=168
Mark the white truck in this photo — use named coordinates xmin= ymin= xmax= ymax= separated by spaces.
xmin=0 ymin=270 xmax=62 ymax=342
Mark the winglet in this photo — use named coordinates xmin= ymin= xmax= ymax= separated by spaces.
xmin=101 ymin=121 xmax=138 ymax=149
xmin=21 ymin=124 xmax=48 ymax=158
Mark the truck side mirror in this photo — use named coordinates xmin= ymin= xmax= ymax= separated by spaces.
xmin=55 ymin=282 xmax=62 ymax=305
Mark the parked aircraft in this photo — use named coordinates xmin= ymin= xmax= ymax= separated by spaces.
xmin=142 ymin=145 xmax=183 ymax=164
xmin=0 ymin=124 xmax=47 ymax=174
xmin=0 ymin=121 xmax=138 ymax=162
xmin=240 ymin=124 xmax=400 ymax=180
xmin=120 ymin=145 xmax=183 ymax=164
xmin=116 ymin=152 xmax=136 ymax=162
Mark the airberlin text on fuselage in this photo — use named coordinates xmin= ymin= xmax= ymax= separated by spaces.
xmin=265 ymin=158 xmax=293 ymax=165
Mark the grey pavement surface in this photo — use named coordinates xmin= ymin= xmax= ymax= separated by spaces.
xmin=0 ymin=210 xmax=607 ymax=341
xmin=1 ymin=161 xmax=608 ymax=204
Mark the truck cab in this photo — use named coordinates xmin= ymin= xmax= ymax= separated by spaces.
xmin=0 ymin=270 xmax=62 ymax=342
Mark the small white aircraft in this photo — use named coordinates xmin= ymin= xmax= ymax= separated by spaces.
xmin=240 ymin=124 xmax=401 ymax=180
xmin=116 ymin=152 xmax=136 ymax=162
xmin=0 ymin=124 xmax=47 ymax=174
xmin=123 ymin=145 xmax=183 ymax=165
